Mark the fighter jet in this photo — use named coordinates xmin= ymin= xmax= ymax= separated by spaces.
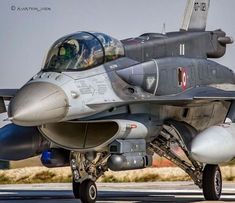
xmin=0 ymin=0 xmax=234 ymax=202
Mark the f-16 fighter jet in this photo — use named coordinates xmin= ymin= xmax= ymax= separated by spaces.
xmin=0 ymin=0 xmax=234 ymax=202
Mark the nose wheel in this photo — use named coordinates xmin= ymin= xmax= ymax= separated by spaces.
xmin=202 ymin=164 xmax=222 ymax=200
xmin=73 ymin=179 xmax=97 ymax=203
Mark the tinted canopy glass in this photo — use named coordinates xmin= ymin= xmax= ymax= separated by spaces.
xmin=43 ymin=32 xmax=124 ymax=71
xmin=92 ymin=32 xmax=125 ymax=62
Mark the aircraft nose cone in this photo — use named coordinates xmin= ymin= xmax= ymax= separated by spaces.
xmin=8 ymin=82 xmax=69 ymax=126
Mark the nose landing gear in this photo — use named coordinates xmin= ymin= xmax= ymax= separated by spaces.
xmin=70 ymin=151 xmax=108 ymax=203
xmin=73 ymin=179 xmax=97 ymax=203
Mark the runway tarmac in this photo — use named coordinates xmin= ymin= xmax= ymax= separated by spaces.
xmin=0 ymin=182 xmax=235 ymax=203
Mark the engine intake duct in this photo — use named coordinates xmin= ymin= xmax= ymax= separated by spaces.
xmin=39 ymin=119 xmax=148 ymax=151
xmin=0 ymin=124 xmax=49 ymax=161
xmin=107 ymin=139 xmax=152 ymax=171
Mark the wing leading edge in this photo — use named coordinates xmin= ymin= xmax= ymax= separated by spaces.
xmin=0 ymin=89 xmax=18 ymax=99
xmin=87 ymin=87 xmax=235 ymax=109
xmin=0 ymin=89 xmax=18 ymax=114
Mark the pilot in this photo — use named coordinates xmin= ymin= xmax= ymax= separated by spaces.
xmin=59 ymin=42 xmax=77 ymax=62
xmin=57 ymin=39 xmax=81 ymax=70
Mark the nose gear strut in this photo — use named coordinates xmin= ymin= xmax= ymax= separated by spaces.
xmin=70 ymin=151 xmax=109 ymax=203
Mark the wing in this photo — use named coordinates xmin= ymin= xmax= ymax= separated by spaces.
xmin=0 ymin=89 xmax=18 ymax=114
xmin=87 ymin=87 xmax=235 ymax=109
xmin=0 ymin=89 xmax=18 ymax=100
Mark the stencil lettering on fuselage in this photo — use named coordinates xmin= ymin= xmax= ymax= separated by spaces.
xmin=76 ymin=80 xmax=95 ymax=95
xmin=76 ymin=75 xmax=108 ymax=96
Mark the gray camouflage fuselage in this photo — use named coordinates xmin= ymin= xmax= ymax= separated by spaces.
xmin=6 ymin=28 xmax=235 ymax=154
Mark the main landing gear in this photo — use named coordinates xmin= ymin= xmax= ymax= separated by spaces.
xmin=70 ymin=151 xmax=108 ymax=203
xmin=202 ymin=164 xmax=222 ymax=200
xmin=149 ymin=121 xmax=223 ymax=201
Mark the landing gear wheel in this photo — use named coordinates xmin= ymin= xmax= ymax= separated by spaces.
xmin=72 ymin=179 xmax=81 ymax=199
xmin=80 ymin=179 xmax=97 ymax=203
xmin=202 ymin=164 xmax=222 ymax=200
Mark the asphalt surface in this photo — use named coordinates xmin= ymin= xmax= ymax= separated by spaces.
xmin=0 ymin=182 xmax=235 ymax=203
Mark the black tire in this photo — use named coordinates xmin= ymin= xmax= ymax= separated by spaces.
xmin=72 ymin=179 xmax=81 ymax=199
xmin=202 ymin=164 xmax=222 ymax=200
xmin=80 ymin=179 xmax=97 ymax=203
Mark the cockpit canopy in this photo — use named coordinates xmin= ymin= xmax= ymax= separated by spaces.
xmin=43 ymin=32 xmax=124 ymax=71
